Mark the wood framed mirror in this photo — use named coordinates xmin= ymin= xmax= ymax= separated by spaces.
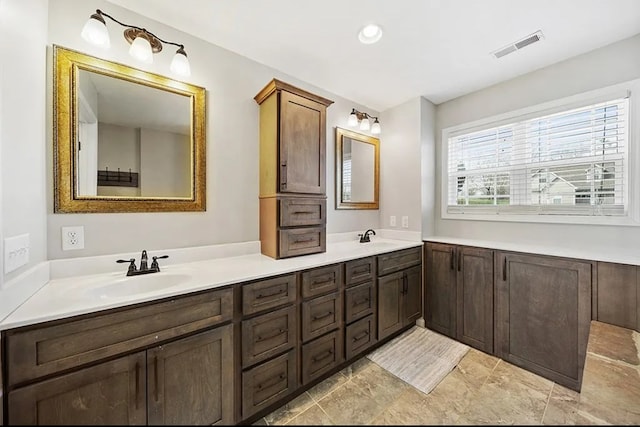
xmin=335 ymin=127 xmax=379 ymax=210
xmin=53 ymin=45 xmax=206 ymax=213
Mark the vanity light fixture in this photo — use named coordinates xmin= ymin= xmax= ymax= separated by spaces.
xmin=348 ymin=108 xmax=381 ymax=134
xmin=81 ymin=9 xmax=191 ymax=77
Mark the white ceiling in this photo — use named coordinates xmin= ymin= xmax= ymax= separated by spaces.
xmin=106 ymin=0 xmax=640 ymax=112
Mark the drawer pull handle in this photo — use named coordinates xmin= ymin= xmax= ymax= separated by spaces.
xmin=281 ymin=162 xmax=287 ymax=187
xmin=352 ymin=330 xmax=370 ymax=342
xmin=293 ymin=210 xmax=315 ymax=215
xmin=353 ymin=297 xmax=369 ymax=306
xmin=294 ymin=238 xmax=314 ymax=244
xmin=256 ymin=373 xmax=286 ymax=390
xmin=352 ymin=267 xmax=370 ymax=275
xmin=134 ymin=362 xmax=140 ymax=409
xmin=256 ymin=328 xmax=288 ymax=343
xmin=312 ymin=311 xmax=333 ymax=321
xmin=256 ymin=287 xmax=286 ymax=299
xmin=503 ymin=257 xmax=507 ymax=281
xmin=154 ymin=356 xmax=160 ymax=403
xmin=312 ymin=349 xmax=334 ymax=363
xmin=311 ymin=274 xmax=334 ymax=286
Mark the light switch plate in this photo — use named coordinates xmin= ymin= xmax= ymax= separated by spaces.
xmin=4 ymin=233 xmax=30 ymax=273
xmin=402 ymin=216 xmax=409 ymax=228
xmin=390 ymin=215 xmax=396 ymax=226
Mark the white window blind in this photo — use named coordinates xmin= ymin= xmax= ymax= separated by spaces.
xmin=447 ymin=97 xmax=629 ymax=216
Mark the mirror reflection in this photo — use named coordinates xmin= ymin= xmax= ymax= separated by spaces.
xmin=335 ymin=127 xmax=379 ymax=210
xmin=53 ymin=45 xmax=206 ymax=213
xmin=77 ymin=70 xmax=191 ymax=198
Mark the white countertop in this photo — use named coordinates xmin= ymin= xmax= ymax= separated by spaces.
xmin=0 ymin=238 xmax=422 ymax=331
xmin=423 ymin=236 xmax=640 ymax=266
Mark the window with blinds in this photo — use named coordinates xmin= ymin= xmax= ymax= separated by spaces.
xmin=446 ymin=97 xmax=629 ymax=217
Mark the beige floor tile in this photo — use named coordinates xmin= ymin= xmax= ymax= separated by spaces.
xmin=578 ymin=354 xmax=640 ymax=424
xmin=285 ymin=404 xmax=334 ymax=425
xmin=252 ymin=417 xmax=268 ymax=425
xmin=542 ymin=383 xmax=600 ymax=425
xmin=370 ymin=386 xmax=464 ymax=425
xmin=316 ymin=379 xmax=384 ymax=425
xmin=587 ymin=321 xmax=639 ymax=365
xmin=264 ymin=392 xmax=315 ymax=425
xmin=340 ymin=356 xmax=375 ymax=379
xmin=307 ymin=371 xmax=349 ymax=402
xmin=460 ymin=360 xmax=552 ymax=425
xmin=350 ymin=362 xmax=410 ymax=408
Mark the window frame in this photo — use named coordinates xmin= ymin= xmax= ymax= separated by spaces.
xmin=440 ymin=78 xmax=640 ymax=226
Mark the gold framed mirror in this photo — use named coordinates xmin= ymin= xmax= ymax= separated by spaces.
xmin=53 ymin=45 xmax=206 ymax=213
xmin=335 ymin=127 xmax=379 ymax=210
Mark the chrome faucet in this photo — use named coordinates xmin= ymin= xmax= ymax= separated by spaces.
xmin=358 ymin=229 xmax=376 ymax=243
xmin=116 ymin=250 xmax=169 ymax=276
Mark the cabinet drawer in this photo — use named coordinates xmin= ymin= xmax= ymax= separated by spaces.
xmin=301 ymin=292 xmax=342 ymax=343
xmin=279 ymin=227 xmax=326 ymax=258
xmin=345 ymin=281 xmax=375 ymax=324
xmin=378 ymin=247 xmax=422 ymax=276
xmin=242 ymin=349 xmax=297 ymax=420
xmin=345 ymin=257 xmax=375 ymax=286
xmin=242 ymin=274 xmax=296 ymax=316
xmin=301 ymin=330 xmax=344 ymax=385
xmin=301 ymin=264 xmax=342 ymax=299
xmin=279 ymin=198 xmax=326 ymax=227
xmin=345 ymin=314 xmax=376 ymax=360
xmin=242 ymin=305 xmax=296 ymax=368
xmin=6 ymin=287 xmax=233 ymax=387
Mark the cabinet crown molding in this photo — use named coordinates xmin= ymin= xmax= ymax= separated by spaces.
xmin=254 ymin=78 xmax=334 ymax=106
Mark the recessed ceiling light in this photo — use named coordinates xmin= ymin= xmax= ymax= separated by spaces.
xmin=358 ymin=23 xmax=383 ymax=44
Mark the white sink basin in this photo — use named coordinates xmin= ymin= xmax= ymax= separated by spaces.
xmin=86 ymin=273 xmax=191 ymax=299
xmin=358 ymin=241 xmax=397 ymax=250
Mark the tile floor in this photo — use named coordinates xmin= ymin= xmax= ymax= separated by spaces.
xmin=254 ymin=321 xmax=640 ymax=425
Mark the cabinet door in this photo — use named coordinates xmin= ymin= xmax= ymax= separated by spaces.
xmin=495 ymin=252 xmax=591 ymax=391
xmin=378 ymin=271 xmax=403 ymax=341
xmin=8 ymin=352 xmax=146 ymax=425
xmin=279 ymin=90 xmax=326 ymax=194
xmin=148 ymin=325 xmax=234 ymax=425
xmin=596 ymin=262 xmax=638 ymax=330
xmin=424 ymin=243 xmax=457 ymax=338
xmin=456 ymin=246 xmax=494 ymax=353
xmin=403 ymin=265 xmax=422 ymax=327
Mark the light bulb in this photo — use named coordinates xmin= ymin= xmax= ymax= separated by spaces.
xmin=371 ymin=120 xmax=381 ymax=134
xmin=129 ymin=34 xmax=153 ymax=64
xmin=170 ymin=47 xmax=191 ymax=77
xmin=81 ymin=13 xmax=110 ymax=48
xmin=348 ymin=110 xmax=358 ymax=127
xmin=359 ymin=117 xmax=370 ymax=131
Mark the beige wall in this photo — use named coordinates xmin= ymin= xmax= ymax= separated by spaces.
xmin=0 ymin=0 xmax=48 ymax=283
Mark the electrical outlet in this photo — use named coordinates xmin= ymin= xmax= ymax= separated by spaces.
xmin=402 ymin=216 xmax=409 ymax=228
xmin=62 ymin=226 xmax=85 ymax=251
xmin=4 ymin=234 xmax=30 ymax=273
xmin=390 ymin=215 xmax=396 ymax=226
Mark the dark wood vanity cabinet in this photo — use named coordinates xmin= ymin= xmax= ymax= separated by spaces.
xmin=240 ymin=274 xmax=299 ymax=420
xmin=424 ymin=242 xmax=494 ymax=353
xmin=377 ymin=248 xmax=422 ymax=341
xmin=495 ymin=251 xmax=592 ymax=391
xmin=344 ymin=257 xmax=377 ymax=360
xmin=5 ymin=287 xmax=235 ymax=426
xmin=300 ymin=264 xmax=344 ymax=385
xmin=255 ymin=79 xmax=334 ymax=259
xmin=596 ymin=261 xmax=639 ymax=331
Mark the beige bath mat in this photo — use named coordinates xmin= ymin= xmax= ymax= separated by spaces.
xmin=366 ymin=326 xmax=469 ymax=395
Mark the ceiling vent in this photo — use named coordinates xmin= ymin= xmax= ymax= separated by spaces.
xmin=492 ymin=30 xmax=544 ymax=59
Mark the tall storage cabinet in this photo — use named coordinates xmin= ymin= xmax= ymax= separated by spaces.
xmin=254 ymin=79 xmax=334 ymax=259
